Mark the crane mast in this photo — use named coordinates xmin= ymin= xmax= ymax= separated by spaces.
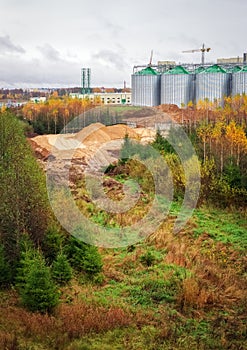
xmin=182 ymin=43 xmax=211 ymax=65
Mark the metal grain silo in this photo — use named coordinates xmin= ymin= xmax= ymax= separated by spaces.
xmin=131 ymin=67 xmax=161 ymax=107
xmin=195 ymin=65 xmax=230 ymax=107
xmin=232 ymin=66 xmax=247 ymax=96
xmin=160 ymin=66 xmax=193 ymax=107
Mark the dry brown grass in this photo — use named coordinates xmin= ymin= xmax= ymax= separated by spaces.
xmin=147 ymin=216 xmax=247 ymax=313
xmin=0 ymin=331 xmax=19 ymax=350
xmin=57 ymin=303 xmax=132 ymax=339
xmin=179 ymin=277 xmax=217 ymax=309
xmin=0 ymin=295 xmax=133 ymax=347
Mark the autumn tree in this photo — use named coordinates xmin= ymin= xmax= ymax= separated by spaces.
xmin=226 ymin=121 xmax=247 ymax=166
xmin=197 ymin=123 xmax=213 ymax=162
xmin=21 ymin=97 xmax=94 ymax=134
xmin=0 ymin=111 xmax=50 ymax=268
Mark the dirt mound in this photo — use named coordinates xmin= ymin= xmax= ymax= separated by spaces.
xmin=82 ymin=124 xmax=139 ymax=145
xmin=28 ymin=138 xmax=50 ymax=160
xmin=32 ymin=123 xmax=140 ymax=153
xmin=122 ymin=107 xmax=157 ymax=119
xmin=30 ymin=123 xmax=142 ymax=167
xmin=134 ymin=128 xmax=156 ymax=143
xmin=157 ymin=104 xmax=181 ymax=113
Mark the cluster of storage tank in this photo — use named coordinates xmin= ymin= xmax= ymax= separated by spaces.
xmin=131 ymin=64 xmax=247 ymax=107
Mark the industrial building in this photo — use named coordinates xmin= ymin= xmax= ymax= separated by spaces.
xmin=217 ymin=57 xmax=244 ymax=64
xmin=131 ymin=58 xmax=247 ymax=108
xmin=70 ymin=92 xmax=131 ymax=105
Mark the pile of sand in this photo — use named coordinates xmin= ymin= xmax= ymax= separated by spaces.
xmin=30 ymin=123 xmax=142 ymax=162
xmin=77 ymin=123 xmax=139 ymax=145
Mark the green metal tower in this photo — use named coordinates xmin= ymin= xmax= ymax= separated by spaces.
xmin=81 ymin=68 xmax=91 ymax=95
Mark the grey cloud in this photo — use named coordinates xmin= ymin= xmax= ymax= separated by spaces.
xmin=104 ymin=20 xmax=123 ymax=36
xmin=0 ymin=0 xmax=246 ymax=87
xmin=0 ymin=52 xmax=129 ymax=88
xmin=0 ymin=35 xmax=25 ymax=54
xmin=92 ymin=49 xmax=127 ymax=70
xmin=37 ymin=44 xmax=61 ymax=61
xmin=0 ymin=54 xmax=79 ymax=87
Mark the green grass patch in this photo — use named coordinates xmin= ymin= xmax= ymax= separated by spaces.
xmin=193 ymin=206 xmax=247 ymax=250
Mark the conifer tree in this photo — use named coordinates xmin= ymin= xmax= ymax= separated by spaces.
xmin=19 ymin=251 xmax=59 ymax=313
xmin=52 ymin=252 xmax=72 ymax=285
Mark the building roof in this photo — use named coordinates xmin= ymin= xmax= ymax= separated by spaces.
xmin=194 ymin=66 xmax=205 ymax=74
xmin=136 ymin=67 xmax=159 ymax=75
xmin=241 ymin=66 xmax=247 ymax=72
xmin=203 ymin=64 xmax=227 ymax=73
xmin=227 ymin=66 xmax=242 ymax=73
xmin=165 ymin=65 xmax=189 ymax=74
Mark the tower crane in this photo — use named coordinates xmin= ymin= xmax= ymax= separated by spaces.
xmin=182 ymin=43 xmax=211 ymax=65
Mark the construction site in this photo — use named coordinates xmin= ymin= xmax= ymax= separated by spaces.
xmin=29 ymin=46 xmax=247 ymax=172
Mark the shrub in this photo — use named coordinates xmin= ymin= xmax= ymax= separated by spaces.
xmin=140 ymin=251 xmax=156 ymax=267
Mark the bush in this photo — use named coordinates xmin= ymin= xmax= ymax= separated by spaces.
xmin=140 ymin=251 xmax=156 ymax=267
xmin=52 ymin=252 xmax=73 ymax=285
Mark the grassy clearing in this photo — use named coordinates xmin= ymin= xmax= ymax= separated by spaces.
xmin=192 ymin=206 xmax=247 ymax=250
xmin=1 ymin=177 xmax=246 ymax=350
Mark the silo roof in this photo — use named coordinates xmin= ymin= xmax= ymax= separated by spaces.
xmin=165 ymin=65 xmax=189 ymax=74
xmin=204 ymin=64 xmax=227 ymax=73
xmin=195 ymin=66 xmax=205 ymax=73
xmin=228 ymin=66 xmax=242 ymax=73
xmin=136 ymin=67 xmax=158 ymax=75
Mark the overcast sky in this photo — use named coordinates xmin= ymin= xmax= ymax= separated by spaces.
xmin=0 ymin=0 xmax=246 ymax=88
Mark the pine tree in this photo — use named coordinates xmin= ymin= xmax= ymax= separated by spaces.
xmin=81 ymin=245 xmax=103 ymax=277
xmin=15 ymin=236 xmax=38 ymax=292
xmin=19 ymin=251 xmax=59 ymax=313
xmin=65 ymin=237 xmax=102 ymax=277
xmin=41 ymin=224 xmax=65 ymax=264
xmin=52 ymin=252 xmax=72 ymax=285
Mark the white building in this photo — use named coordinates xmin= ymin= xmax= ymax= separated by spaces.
xmin=30 ymin=97 xmax=47 ymax=103
xmin=70 ymin=92 xmax=131 ymax=105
